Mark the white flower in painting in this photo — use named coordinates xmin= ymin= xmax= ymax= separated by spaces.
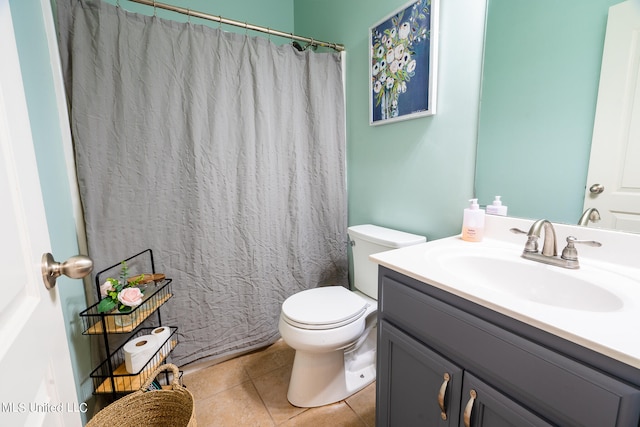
xmin=392 ymin=99 xmax=398 ymax=110
xmin=386 ymin=77 xmax=395 ymax=90
xmin=389 ymin=28 xmax=397 ymax=39
xmin=379 ymin=73 xmax=387 ymax=84
xmin=372 ymin=62 xmax=380 ymax=76
xmin=376 ymin=45 xmax=385 ymax=58
xmin=379 ymin=59 xmax=387 ymax=70
xmin=399 ymin=22 xmax=411 ymax=39
xmin=389 ymin=60 xmax=399 ymax=74
xmin=386 ymin=48 xmax=395 ymax=63
xmin=381 ymin=35 xmax=388 ymax=46
xmin=401 ymin=82 xmax=407 ymax=93
xmin=402 ymin=53 xmax=411 ymax=64
xmin=374 ymin=80 xmax=382 ymax=94
xmin=407 ymin=59 xmax=417 ymax=73
xmin=395 ymin=44 xmax=405 ymax=60
xmin=385 ymin=37 xmax=393 ymax=48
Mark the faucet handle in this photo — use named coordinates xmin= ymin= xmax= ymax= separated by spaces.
xmin=565 ymin=236 xmax=602 ymax=247
xmin=561 ymin=236 xmax=602 ymax=261
xmin=510 ymin=228 xmax=539 ymax=252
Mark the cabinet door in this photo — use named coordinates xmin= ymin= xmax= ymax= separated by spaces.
xmin=460 ymin=373 xmax=553 ymax=427
xmin=377 ymin=320 xmax=463 ymax=426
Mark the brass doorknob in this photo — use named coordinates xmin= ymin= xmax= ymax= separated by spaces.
xmin=41 ymin=253 xmax=93 ymax=290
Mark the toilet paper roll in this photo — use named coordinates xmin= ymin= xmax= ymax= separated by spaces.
xmin=124 ymin=335 xmax=158 ymax=374
xmin=151 ymin=326 xmax=171 ymax=355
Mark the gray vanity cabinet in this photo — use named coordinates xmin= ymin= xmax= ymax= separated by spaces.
xmin=379 ymin=321 xmax=552 ymax=426
xmin=376 ymin=267 xmax=640 ymax=427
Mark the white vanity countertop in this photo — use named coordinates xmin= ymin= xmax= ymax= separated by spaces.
xmin=370 ymin=215 xmax=640 ymax=369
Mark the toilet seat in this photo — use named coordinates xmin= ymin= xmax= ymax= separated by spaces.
xmin=281 ymin=286 xmax=369 ymax=330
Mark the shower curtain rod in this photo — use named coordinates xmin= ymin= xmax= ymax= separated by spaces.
xmin=125 ymin=0 xmax=345 ymax=52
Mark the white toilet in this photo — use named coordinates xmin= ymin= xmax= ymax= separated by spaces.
xmin=278 ymin=224 xmax=426 ymax=407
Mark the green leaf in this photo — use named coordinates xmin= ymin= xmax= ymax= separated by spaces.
xmin=97 ymin=298 xmax=116 ymax=313
xmin=120 ymin=261 xmax=129 ymax=281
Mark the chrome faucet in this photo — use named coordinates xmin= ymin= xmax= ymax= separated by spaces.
xmin=525 ymin=219 xmax=557 ymax=257
xmin=510 ymin=219 xmax=601 ymax=269
xmin=578 ymin=208 xmax=601 ymax=226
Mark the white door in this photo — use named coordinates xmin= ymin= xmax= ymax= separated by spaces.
xmin=583 ymin=0 xmax=640 ymax=232
xmin=0 ymin=1 xmax=81 ymax=426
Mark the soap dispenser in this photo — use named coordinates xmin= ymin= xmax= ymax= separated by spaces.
xmin=486 ymin=196 xmax=508 ymax=216
xmin=462 ymin=198 xmax=485 ymax=242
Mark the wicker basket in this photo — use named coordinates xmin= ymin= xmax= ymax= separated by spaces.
xmin=87 ymin=364 xmax=196 ymax=427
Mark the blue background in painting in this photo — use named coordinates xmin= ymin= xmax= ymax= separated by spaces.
xmin=371 ymin=2 xmax=431 ymax=122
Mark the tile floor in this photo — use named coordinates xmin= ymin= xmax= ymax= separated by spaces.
xmin=182 ymin=339 xmax=376 ymax=427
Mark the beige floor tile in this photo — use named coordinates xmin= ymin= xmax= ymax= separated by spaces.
xmin=183 ymin=356 xmax=250 ymax=401
xmin=194 ymin=381 xmax=275 ymax=427
xmin=252 ymin=365 xmax=306 ymax=425
xmin=346 ymin=382 xmax=376 ymax=427
xmin=277 ymin=402 xmax=366 ymax=427
xmin=241 ymin=339 xmax=295 ymax=379
xmin=187 ymin=339 xmax=376 ymax=426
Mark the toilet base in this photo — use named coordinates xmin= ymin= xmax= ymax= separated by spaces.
xmin=286 ymin=326 xmax=377 ymax=408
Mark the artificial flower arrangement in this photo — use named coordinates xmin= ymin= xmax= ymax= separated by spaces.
xmin=97 ymin=262 xmax=146 ymax=314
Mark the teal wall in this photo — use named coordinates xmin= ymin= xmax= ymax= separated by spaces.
xmin=475 ymin=0 xmax=619 ymax=223
xmin=294 ymin=0 xmax=487 ymax=240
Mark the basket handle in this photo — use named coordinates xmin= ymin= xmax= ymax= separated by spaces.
xmin=141 ymin=363 xmax=181 ymax=391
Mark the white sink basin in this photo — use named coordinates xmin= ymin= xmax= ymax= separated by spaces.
xmin=429 ymin=246 xmax=626 ymax=312
xmin=369 ymin=216 xmax=640 ymax=368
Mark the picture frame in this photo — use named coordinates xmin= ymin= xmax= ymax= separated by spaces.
xmin=369 ymin=0 xmax=439 ymax=125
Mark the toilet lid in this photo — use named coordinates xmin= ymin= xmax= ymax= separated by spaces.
xmin=282 ymin=286 xmax=369 ymax=330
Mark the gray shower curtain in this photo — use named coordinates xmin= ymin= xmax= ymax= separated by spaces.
xmin=56 ymin=0 xmax=347 ymax=366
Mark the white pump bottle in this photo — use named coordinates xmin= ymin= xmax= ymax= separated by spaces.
xmin=486 ymin=196 xmax=508 ymax=216
xmin=461 ymin=198 xmax=485 ymax=242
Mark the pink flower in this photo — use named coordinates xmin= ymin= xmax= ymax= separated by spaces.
xmin=118 ymin=287 xmax=143 ymax=307
xmin=100 ymin=281 xmax=114 ymax=298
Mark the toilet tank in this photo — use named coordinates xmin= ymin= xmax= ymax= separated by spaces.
xmin=348 ymin=224 xmax=426 ymax=300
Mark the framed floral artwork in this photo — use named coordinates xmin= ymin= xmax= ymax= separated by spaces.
xmin=369 ymin=0 xmax=439 ymax=125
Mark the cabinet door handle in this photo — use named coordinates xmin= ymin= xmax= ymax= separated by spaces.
xmin=437 ymin=373 xmax=450 ymax=420
xmin=463 ymin=389 xmax=477 ymax=427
